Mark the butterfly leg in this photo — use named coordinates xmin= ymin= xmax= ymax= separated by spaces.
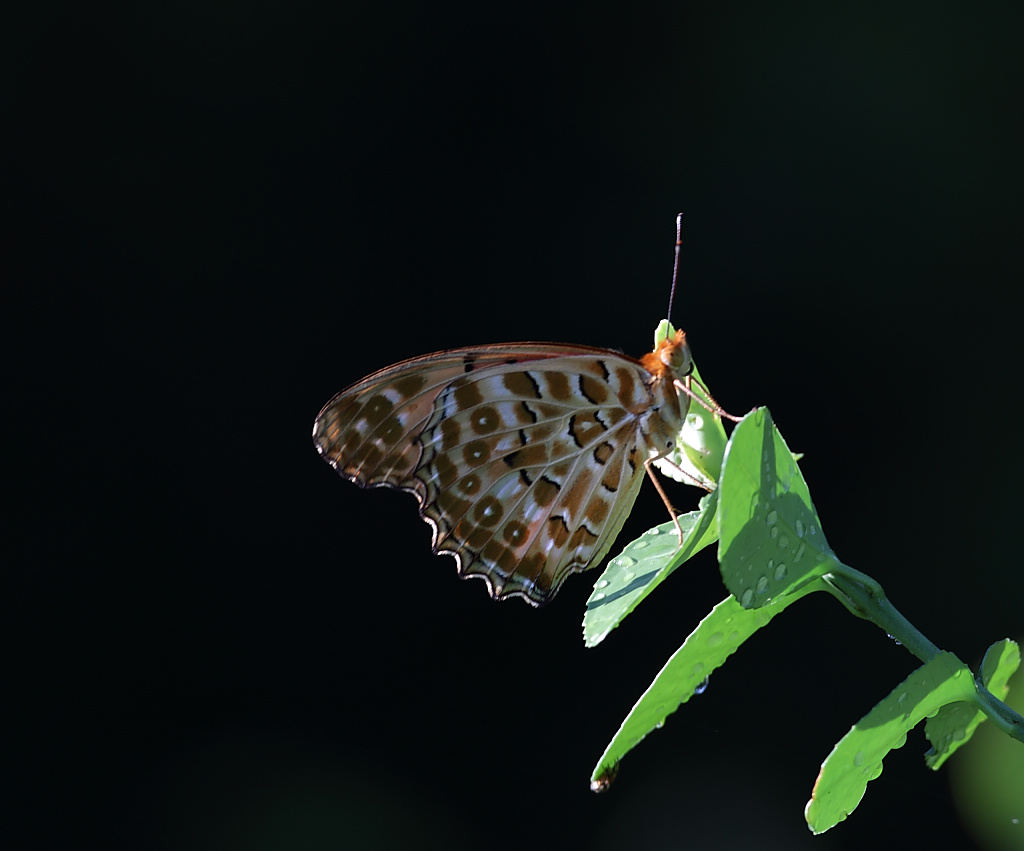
xmin=643 ymin=458 xmax=685 ymax=544
xmin=674 ymin=376 xmax=742 ymax=423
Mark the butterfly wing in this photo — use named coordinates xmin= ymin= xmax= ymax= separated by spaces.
xmin=313 ymin=343 xmax=666 ymax=606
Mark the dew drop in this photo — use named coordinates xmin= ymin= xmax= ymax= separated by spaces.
xmin=707 ymin=631 xmax=725 ymax=647
xmin=693 ymin=676 xmax=710 ymax=695
xmin=794 ymin=519 xmax=805 ymax=537
xmin=769 ymin=527 xmax=779 ymax=539
xmin=773 ymin=563 xmax=787 ymax=581
xmin=596 ymin=579 xmax=609 ymax=589
xmin=766 ymin=510 xmax=778 ymax=526
xmin=778 ymin=534 xmax=790 ymax=549
xmin=592 ymin=592 xmax=606 ymax=601
xmin=692 ymin=662 xmax=705 ymax=677
xmin=740 ymin=588 xmax=754 ymax=607
xmin=794 ymin=543 xmax=806 ymax=563
xmin=767 ymin=559 xmax=774 ymax=571
xmin=756 ymin=576 xmax=769 ymax=594
xmin=853 ymin=751 xmax=865 ymax=767
xmin=632 ymin=540 xmax=649 ymax=550
xmin=617 ymin=556 xmax=637 ymax=568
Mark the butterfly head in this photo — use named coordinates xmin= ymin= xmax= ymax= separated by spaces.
xmin=641 ymin=327 xmax=692 ymax=381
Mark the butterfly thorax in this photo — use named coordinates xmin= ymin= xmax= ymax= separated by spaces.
xmin=636 ymin=329 xmax=692 ymax=460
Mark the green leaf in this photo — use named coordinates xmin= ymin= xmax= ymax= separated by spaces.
xmin=925 ymin=639 xmax=1021 ymax=769
xmin=653 ymin=362 xmax=729 ymax=490
xmin=590 ymin=581 xmax=823 ymax=790
xmin=652 ymin=320 xmax=730 ymax=490
xmin=804 ymin=651 xmax=974 ymax=834
xmin=582 ymin=492 xmax=719 ymax=648
xmin=718 ymin=407 xmax=839 ymax=608
xmin=652 ymin=318 xmax=674 ymax=347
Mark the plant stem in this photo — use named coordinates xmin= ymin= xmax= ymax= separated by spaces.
xmin=823 ymin=562 xmax=1024 ymax=746
xmin=822 ymin=562 xmax=942 ymax=663
xmin=972 ymin=679 xmax=1024 ymax=744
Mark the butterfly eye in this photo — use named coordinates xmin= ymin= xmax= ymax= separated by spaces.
xmin=660 ymin=339 xmax=690 ymax=373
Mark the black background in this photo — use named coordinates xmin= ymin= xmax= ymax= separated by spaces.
xmin=10 ymin=1 xmax=1024 ymax=849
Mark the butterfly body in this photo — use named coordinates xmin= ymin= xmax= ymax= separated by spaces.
xmin=313 ymin=330 xmax=694 ymax=606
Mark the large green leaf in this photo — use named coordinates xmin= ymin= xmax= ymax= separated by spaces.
xmin=718 ymin=407 xmax=839 ymax=607
xmin=590 ymin=580 xmax=823 ymax=790
xmin=805 ymin=651 xmax=975 ymax=834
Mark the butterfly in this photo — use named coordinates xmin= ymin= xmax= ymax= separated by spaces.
xmin=312 ymin=321 xmax=732 ymax=606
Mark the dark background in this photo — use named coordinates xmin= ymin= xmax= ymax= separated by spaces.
xmin=10 ymin=1 xmax=1023 ymax=849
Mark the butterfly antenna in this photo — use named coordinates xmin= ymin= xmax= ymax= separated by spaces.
xmin=666 ymin=212 xmax=684 ymax=322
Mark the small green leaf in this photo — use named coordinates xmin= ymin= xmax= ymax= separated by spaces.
xmin=925 ymin=639 xmax=1021 ymax=769
xmin=590 ymin=581 xmax=822 ymax=789
xmin=583 ymin=492 xmax=719 ymax=648
xmin=718 ymin=408 xmax=839 ymax=608
xmin=652 ymin=318 xmax=674 ymax=347
xmin=653 ymin=362 xmax=729 ymax=490
xmin=805 ymin=652 xmax=974 ymax=834
xmin=652 ymin=321 xmax=731 ymax=489
xmin=980 ymin=638 xmax=1021 ymax=691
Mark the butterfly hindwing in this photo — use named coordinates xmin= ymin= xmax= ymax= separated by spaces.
xmin=412 ymin=354 xmax=655 ymax=604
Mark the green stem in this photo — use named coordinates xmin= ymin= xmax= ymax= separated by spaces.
xmin=822 ymin=562 xmax=942 ymax=663
xmin=823 ymin=562 xmax=1024 ymax=746
xmin=972 ymin=679 xmax=1024 ymax=744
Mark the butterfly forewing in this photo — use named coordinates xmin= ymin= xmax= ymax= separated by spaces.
xmin=314 ymin=336 xmax=691 ymax=606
